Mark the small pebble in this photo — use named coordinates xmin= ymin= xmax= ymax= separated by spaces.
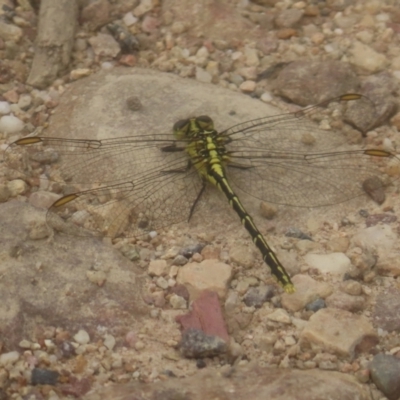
xmin=119 ymin=243 xmax=140 ymax=261
xmin=156 ymin=276 xmax=169 ymax=289
xmin=243 ymin=285 xmax=274 ymax=308
xmin=341 ymin=280 xmax=362 ymax=296
xmin=169 ymin=293 xmax=187 ymax=309
xmin=305 ymin=298 xmax=326 ymax=312
xmin=44 ymin=339 xmax=55 ymax=350
xmin=260 ymin=92 xmax=273 ymax=103
xmin=0 ymin=115 xmax=24 ymax=134
xmin=171 ymin=21 xmax=187 ymax=34
xmin=239 ymin=80 xmax=256 ymax=92
xmin=285 ymin=227 xmax=312 ymax=240
xmin=0 ymin=101 xmax=11 ymax=114
xmin=267 ymin=308 xmax=291 ymax=324
xmin=19 ymin=339 xmax=32 ymax=349
xmin=181 ymin=244 xmax=204 ymax=258
xmin=60 ymin=341 xmax=75 ymax=358
xmin=73 ymin=329 xmax=90 ymax=345
xmin=259 ymin=202 xmax=277 ymax=219
xmin=362 ymin=176 xmax=386 ymax=204
xmin=103 ymin=334 xmax=116 ymax=351
xmin=70 ymin=68 xmax=92 ymax=80
xmin=17 ymin=94 xmax=32 ymax=110
xmin=284 ymin=335 xmax=296 ymax=346
xmin=7 ymin=179 xmax=28 ymax=196
xmin=172 ymin=254 xmax=188 ymax=266
xmin=0 ymin=351 xmax=20 ymax=366
xmin=123 ymin=12 xmax=138 ymax=26
xmin=148 ymin=259 xmax=168 ymax=276
xmin=134 ymin=341 xmax=145 ymax=351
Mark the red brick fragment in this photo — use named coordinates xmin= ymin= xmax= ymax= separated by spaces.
xmin=176 ymin=290 xmax=229 ymax=342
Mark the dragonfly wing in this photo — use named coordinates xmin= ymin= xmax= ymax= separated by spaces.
xmin=47 ymin=168 xmax=203 ymax=238
xmin=227 ymin=148 xmax=400 ymax=207
xmin=222 ymin=94 xmax=372 ymax=140
xmin=4 ymin=135 xmax=189 ymax=185
xmin=224 ymin=97 xmax=400 ymax=207
xmin=5 ymin=135 xmax=204 ymax=238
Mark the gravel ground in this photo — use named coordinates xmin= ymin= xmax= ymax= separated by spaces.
xmin=0 ymin=0 xmax=400 ymax=399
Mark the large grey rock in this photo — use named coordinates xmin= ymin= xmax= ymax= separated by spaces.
xmin=84 ymin=362 xmax=370 ymax=400
xmin=44 ymin=67 xmax=279 ymax=141
xmin=0 ymin=201 xmax=146 ymax=349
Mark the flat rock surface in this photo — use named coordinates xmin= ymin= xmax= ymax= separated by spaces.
xmin=299 ymin=308 xmax=378 ymax=359
xmin=84 ymin=362 xmax=370 ymax=400
xmin=44 ymin=67 xmax=280 ymax=141
xmin=0 ymin=201 xmax=146 ymax=349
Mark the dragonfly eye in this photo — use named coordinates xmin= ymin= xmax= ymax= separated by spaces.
xmin=196 ymin=115 xmax=214 ymax=130
xmin=173 ymin=119 xmax=190 ymax=135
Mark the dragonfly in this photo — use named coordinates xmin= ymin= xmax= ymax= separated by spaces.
xmin=4 ymin=94 xmax=399 ymax=293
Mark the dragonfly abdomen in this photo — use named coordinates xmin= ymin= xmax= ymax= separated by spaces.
xmin=209 ymin=164 xmax=295 ymax=293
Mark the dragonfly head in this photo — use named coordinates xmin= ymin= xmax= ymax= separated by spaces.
xmin=173 ymin=115 xmax=215 ymax=139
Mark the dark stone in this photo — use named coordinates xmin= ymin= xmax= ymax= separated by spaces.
xmin=172 ymin=254 xmax=189 ymax=266
xmin=369 ymin=354 xmax=400 ymax=400
xmin=372 ymin=288 xmax=400 ymax=332
xmin=170 ymin=284 xmax=190 ymax=301
xmin=305 ymin=298 xmax=326 ymax=312
xmin=196 ymin=359 xmax=207 ymax=369
xmin=31 ymin=368 xmax=59 ymax=386
xmin=107 ymin=23 xmax=139 ymax=53
xmin=243 ymin=285 xmax=274 ymax=308
xmin=180 ymin=243 xmax=205 ymax=258
xmin=179 ymin=328 xmax=227 ymax=358
xmin=362 ymin=177 xmax=386 ymax=205
xmin=285 ymin=227 xmax=312 ymax=241
xmin=365 ymin=213 xmax=397 ymax=227
xmin=58 ymin=341 xmax=76 ymax=358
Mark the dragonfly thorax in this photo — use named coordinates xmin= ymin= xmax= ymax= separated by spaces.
xmin=173 ymin=115 xmax=230 ymax=177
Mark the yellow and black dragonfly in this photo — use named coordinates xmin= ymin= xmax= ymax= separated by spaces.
xmin=5 ymin=94 xmax=399 ymax=293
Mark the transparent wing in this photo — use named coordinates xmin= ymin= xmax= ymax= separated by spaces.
xmin=223 ymin=95 xmax=400 ymax=207
xmin=4 ymin=134 xmax=192 ymax=185
xmin=227 ymin=147 xmax=399 ymax=207
xmin=5 ymin=135 xmax=204 ymax=238
xmin=221 ymin=94 xmax=373 ymax=142
xmin=46 ymin=169 xmax=203 ymax=238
